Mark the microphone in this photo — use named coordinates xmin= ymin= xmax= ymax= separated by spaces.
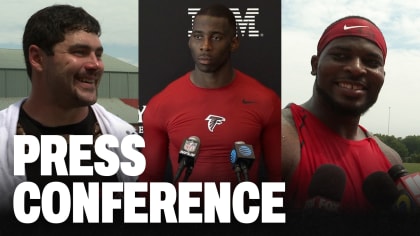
xmin=388 ymin=164 xmax=420 ymax=212
xmin=230 ymin=141 xmax=255 ymax=182
xmin=173 ymin=136 xmax=201 ymax=183
xmin=304 ymin=164 xmax=346 ymax=212
xmin=363 ymin=171 xmax=401 ymax=211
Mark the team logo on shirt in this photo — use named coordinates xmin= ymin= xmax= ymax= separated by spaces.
xmin=205 ymin=115 xmax=226 ymax=132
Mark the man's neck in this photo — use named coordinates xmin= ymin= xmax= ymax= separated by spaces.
xmin=190 ymin=67 xmax=235 ymax=89
xmin=22 ymin=98 xmax=90 ymax=127
xmin=302 ymin=98 xmax=364 ymax=140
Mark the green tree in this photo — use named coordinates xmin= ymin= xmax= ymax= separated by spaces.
xmin=402 ymin=135 xmax=420 ymax=155
xmin=409 ymin=153 xmax=420 ymax=163
xmin=375 ymin=134 xmax=409 ymax=160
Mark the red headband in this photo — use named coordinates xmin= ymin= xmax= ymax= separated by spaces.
xmin=317 ymin=17 xmax=387 ymax=61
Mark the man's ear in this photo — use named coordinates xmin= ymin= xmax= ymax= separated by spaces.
xmin=310 ymin=55 xmax=318 ymax=76
xmin=231 ymin=36 xmax=240 ymax=52
xmin=28 ymin=45 xmax=44 ymax=72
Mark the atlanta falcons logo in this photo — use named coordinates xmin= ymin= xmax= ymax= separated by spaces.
xmin=205 ymin=115 xmax=226 ymax=132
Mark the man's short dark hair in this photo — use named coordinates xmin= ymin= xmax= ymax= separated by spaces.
xmin=22 ymin=4 xmax=101 ymax=78
xmin=196 ymin=4 xmax=237 ymax=37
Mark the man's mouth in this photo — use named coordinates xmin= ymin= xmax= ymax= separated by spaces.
xmin=198 ymin=55 xmax=211 ymax=63
xmin=338 ymin=82 xmax=365 ymax=91
xmin=78 ymin=78 xmax=95 ymax=84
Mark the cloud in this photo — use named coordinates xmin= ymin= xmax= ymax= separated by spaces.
xmin=0 ymin=0 xmax=138 ymax=65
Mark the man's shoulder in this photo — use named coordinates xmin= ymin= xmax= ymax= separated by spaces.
xmin=282 ymin=106 xmax=292 ymax=117
xmin=149 ymin=73 xmax=190 ymax=99
xmin=91 ymin=103 xmax=134 ymax=128
xmin=235 ymin=70 xmax=278 ymax=94
xmin=371 ymin=135 xmax=403 ymax=165
xmin=282 ymin=106 xmax=296 ymax=129
xmin=235 ymin=70 xmax=263 ymax=85
xmin=0 ymin=100 xmax=22 ymax=126
xmin=282 ymin=103 xmax=296 ymax=116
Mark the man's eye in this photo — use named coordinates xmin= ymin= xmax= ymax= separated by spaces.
xmin=212 ymin=35 xmax=224 ymax=41
xmin=332 ymin=53 xmax=346 ymax=59
xmin=72 ymin=50 xmax=88 ymax=56
xmin=193 ymin=35 xmax=202 ymax=40
xmin=365 ymin=59 xmax=382 ymax=68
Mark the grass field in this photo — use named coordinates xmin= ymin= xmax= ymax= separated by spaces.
xmin=403 ymin=162 xmax=420 ymax=173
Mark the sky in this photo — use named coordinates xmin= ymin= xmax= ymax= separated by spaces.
xmin=0 ymin=0 xmax=138 ymax=66
xmin=282 ymin=0 xmax=420 ymax=138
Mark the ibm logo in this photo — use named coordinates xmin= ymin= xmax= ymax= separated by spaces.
xmin=187 ymin=8 xmax=262 ymax=38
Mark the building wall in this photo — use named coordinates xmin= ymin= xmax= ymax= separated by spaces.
xmin=0 ymin=68 xmax=138 ymax=99
xmin=0 ymin=69 xmax=31 ymax=97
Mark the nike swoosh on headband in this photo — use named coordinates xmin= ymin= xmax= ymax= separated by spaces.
xmin=343 ymin=24 xmax=369 ymax=30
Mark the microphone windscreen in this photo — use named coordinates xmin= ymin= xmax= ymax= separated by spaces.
xmin=178 ymin=136 xmax=200 ymax=160
xmin=308 ymin=164 xmax=346 ymax=201
xmin=388 ymin=164 xmax=408 ymax=180
xmin=362 ymin=171 xmax=400 ymax=210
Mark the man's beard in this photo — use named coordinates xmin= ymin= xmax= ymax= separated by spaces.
xmin=315 ymin=80 xmax=377 ymax=117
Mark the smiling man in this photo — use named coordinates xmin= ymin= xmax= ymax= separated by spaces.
xmin=281 ymin=16 xmax=403 ymax=213
xmin=0 ymin=4 xmax=139 ymax=216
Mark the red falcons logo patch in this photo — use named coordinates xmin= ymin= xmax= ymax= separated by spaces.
xmin=205 ymin=115 xmax=226 ymax=132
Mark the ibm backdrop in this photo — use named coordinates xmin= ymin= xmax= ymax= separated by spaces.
xmin=139 ymin=0 xmax=281 ymax=114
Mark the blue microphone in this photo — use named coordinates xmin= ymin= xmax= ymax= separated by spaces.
xmin=230 ymin=141 xmax=255 ymax=182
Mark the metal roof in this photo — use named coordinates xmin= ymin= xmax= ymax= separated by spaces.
xmin=0 ymin=97 xmax=139 ymax=124
xmin=0 ymin=48 xmax=138 ymax=72
xmin=96 ymin=98 xmax=139 ymax=123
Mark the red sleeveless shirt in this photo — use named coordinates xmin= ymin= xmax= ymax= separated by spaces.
xmin=285 ymin=104 xmax=392 ymax=212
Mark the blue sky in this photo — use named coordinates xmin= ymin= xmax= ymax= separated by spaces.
xmin=0 ymin=0 xmax=138 ymax=66
xmin=282 ymin=0 xmax=420 ymax=138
